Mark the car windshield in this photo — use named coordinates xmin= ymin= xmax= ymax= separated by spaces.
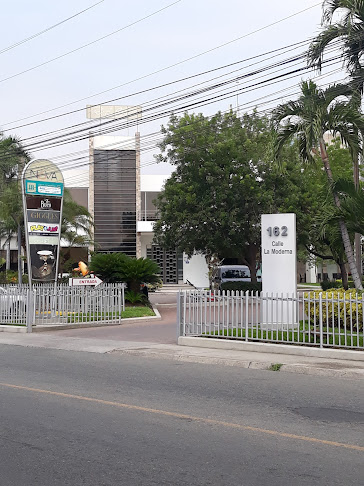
xmin=221 ymin=269 xmax=250 ymax=279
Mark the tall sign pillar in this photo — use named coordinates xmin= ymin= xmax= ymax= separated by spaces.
xmin=261 ymin=213 xmax=297 ymax=326
xmin=22 ymin=160 xmax=64 ymax=285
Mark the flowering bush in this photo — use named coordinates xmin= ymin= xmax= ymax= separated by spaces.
xmin=305 ymin=289 xmax=363 ymax=332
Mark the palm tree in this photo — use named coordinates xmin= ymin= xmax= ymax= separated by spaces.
xmin=273 ymin=80 xmax=364 ymax=290
xmin=308 ymin=1 xmax=364 ymax=278
xmin=0 ymin=134 xmax=30 ymax=281
xmin=322 ymin=177 xmax=364 ymax=234
xmin=61 ymin=188 xmax=93 ymax=243
xmin=308 ymin=1 xmax=364 ymax=94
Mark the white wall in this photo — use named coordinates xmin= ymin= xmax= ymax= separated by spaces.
xmin=183 ymin=253 xmax=209 ymax=288
xmin=140 ymin=234 xmax=154 ymax=258
xmin=141 ymin=174 xmax=168 ymax=192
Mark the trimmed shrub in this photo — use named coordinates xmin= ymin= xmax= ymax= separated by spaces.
xmin=304 ymin=289 xmax=363 ymax=332
xmin=125 ymin=290 xmax=146 ymax=304
xmin=321 ymin=280 xmax=343 ymax=291
xmin=220 ymin=281 xmax=262 ymax=293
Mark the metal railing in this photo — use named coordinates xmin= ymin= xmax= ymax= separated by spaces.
xmin=137 ymin=210 xmax=159 ymax=221
xmin=178 ymin=290 xmax=364 ymax=351
xmin=0 ymin=283 xmax=126 ymax=331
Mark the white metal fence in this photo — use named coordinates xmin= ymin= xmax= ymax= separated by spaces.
xmin=0 ymin=283 xmax=126 ymax=331
xmin=177 ymin=290 xmax=364 ymax=351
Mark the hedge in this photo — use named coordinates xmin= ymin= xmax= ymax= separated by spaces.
xmin=220 ymin=281 xmax=262 ymax=293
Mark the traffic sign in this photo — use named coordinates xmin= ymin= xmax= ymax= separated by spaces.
xmin=69 ymin=277 xmax=103 ymax=287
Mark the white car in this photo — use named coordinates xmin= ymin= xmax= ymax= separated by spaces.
xmin=0 ymin=286 xmax=27 ymax=321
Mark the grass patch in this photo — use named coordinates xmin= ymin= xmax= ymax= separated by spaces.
xmin=67 ymin=306 xmax=155 ymax=323
xmin=202 ymin=323 xmax=363 ymax=348
xmin=0 ymin=322 xmax=26 ymax=326
xmin=269 ymin=363 xmax=283 ymax=372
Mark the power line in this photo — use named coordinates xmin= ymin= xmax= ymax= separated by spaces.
xmin=18 ymin=43 xmax=314 ymax=142
xmin=3 ymin=38 xmax=312 ymax=133
xmin=21 ymin=54 xmax=343 ymax=153
xmin=0 ymin=0 xmax=183 ymax=85
xmin=0 ymin=1 xmax=105 ymax=55
xmin=2 ymin=3 xmax=320 ymax=127
xmin=9 ymin=66 xmax=346 ymax=188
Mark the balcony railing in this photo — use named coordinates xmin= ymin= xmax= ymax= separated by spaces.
xmin=137 ymin=210 xmax=159 ymax=221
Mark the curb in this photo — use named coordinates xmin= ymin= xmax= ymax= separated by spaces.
xmin=178 ymin=336 xmax=364 ymax=362
xmin=114 ymin=348 xmax=364 ymax=379
xmin=0 ymin=306 xmax=161 ymax=333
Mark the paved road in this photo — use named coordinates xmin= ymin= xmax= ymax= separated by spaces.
xmin=44 ymin=292 xmax=177 ymax=344
xmin=0 ymin=344 xmax=363 ymax=485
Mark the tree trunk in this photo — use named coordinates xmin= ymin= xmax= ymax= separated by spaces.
xmin=242 ymin=244 xmax=258 ymax=283
xmin=205 ymin=254 xmax=223 ymax=290
xmin=319 ymin=138 xmax=363 ymax=291
xmin=339 ymin=262 xmax=348 ymax=290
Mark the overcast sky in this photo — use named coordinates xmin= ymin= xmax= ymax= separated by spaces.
xmin=1 ymin=1 xmax=341 ymax=186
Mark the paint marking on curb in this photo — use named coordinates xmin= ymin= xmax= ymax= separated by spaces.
xmin=0 ymin=382 xmax=363 ymax=452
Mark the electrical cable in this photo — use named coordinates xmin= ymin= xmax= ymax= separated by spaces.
xmin=19 ymin=46 xmax=314 ymax=142
xmin=0 ymin=0 xmax=183 ymax=85
xmin=1 ymin=3 xmax=320 ymax=127
xmin=0 ymin=1 xmax=105 ymax=55
xmin=21 ymin=54 xmax=343 ymax=153
xmin=2 ymin=37 xmax=313 ymax=132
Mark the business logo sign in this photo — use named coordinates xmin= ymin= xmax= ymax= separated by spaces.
xmin=29 ymin=245 xmax=58 ymax=282
xmin=23 ymin=159 xmax=64 ymax=284
xmin=23 ymin=159 xmax=64 ymax=183
xmin=25 ymin=180 xmax=63 ymax=196
xmin=28 ymin=235 xmax=59 ymax=245
xmin=27 ymin=210 xmax=60 ymax=224
xmin=28 ymin=223 xmax=60 ymax=234
xmin=25 ymin=196 xmax=61 ymax=211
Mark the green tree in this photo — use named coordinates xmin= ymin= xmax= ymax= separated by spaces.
xmin=0 ymin=134 xmax=29 ymax=278
xmin=154 ymin=111 xmax=307 ymax=283
xmin=308 ymin=1 xmax=364 ymax=96
xmin=308 ymin=1 xmax=364 ymax=273
xmin=273 ymin=80 xmax=364 ymax=289
xmin=298 ymin=139 xmax=358 ymax=289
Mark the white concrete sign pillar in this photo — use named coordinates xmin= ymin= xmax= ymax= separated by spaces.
xmin=261 ymin=213 xmax=297 ymax=327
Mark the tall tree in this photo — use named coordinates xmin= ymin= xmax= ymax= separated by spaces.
xmin=154 ymin=111 xmax=306 ymax=283
xmin=308 ymin=0 xmax=364 ymax=96
xmin=0 ymin=134 xmax=29 ymax=277
xmin=273 ymin=80 xmax=364 ymax=289
xmin=308 ymin=0 xmax=364 ymax=273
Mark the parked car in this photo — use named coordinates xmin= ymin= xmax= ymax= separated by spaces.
xmin=214 ymin=265 xmax=261 ymax=290
xmin=0 ymin=286 xmax=27 ymax=319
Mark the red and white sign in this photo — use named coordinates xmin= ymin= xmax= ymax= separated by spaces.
xmin=69 ymin=277 xmax=103 ymax=287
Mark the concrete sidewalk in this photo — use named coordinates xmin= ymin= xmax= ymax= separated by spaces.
xmin=0 ymin=332 xmax=363 ymax=380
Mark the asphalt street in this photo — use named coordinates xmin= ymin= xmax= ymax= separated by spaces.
xmin=0 ymin=344 xmax=363 ymax=485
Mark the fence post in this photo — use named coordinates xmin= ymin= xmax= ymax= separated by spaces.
xmin=319 ymin=292 xmax=323 ymax=348
xmin=245 ymin=291 xmax=249 ymax=341
xmin=177 ymin=291 xmax=183 ymax=343
xmin=26 ymin=289 xmax=34 ymax=333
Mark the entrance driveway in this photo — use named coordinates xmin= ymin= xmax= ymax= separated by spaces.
xmin=40 ymin=292 xmax=178 ymax=344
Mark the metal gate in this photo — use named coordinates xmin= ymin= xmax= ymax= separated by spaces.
xmin=147 ymin=246 xmax=179 ymax=284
